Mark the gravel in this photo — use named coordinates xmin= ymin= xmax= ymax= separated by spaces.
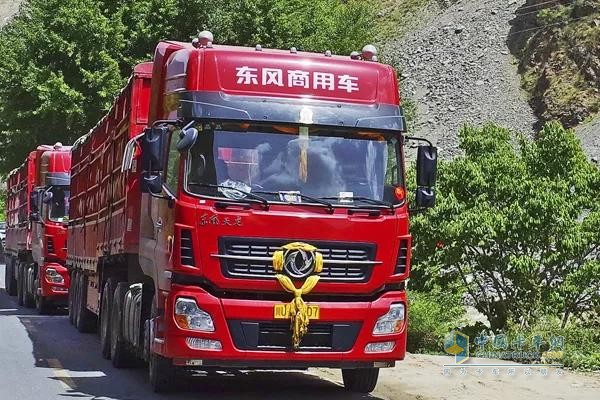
xmin=383 ymin=0 xmax=538 ymax=158
xmin=0 ymin=0 xmax=21 ymax=27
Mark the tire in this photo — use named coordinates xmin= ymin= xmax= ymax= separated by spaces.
xmin=110 ymin=282 xmax=135 ymax=368
xmin=149 ymin=353 xmax=175 ymax=393
xmin=342 ymin=368 xmax=379 ymax=393
xmin=17 ymin=262 xmax=24 ymax=306
xmin=100 ymin=279 xmax=115 ymax=359
xmin=68 ymin=270 xmax=76 ymax=325
xmin=76 ymin=272 xmax=97 ymax=333
xmin=35 ymin=284 xmax=52 ymax=315
xmin=148 ymin=293 xmax=175 ymax=393
xmin=23 ymin=265 xmax=35 ymax=308
xmin=5 ymin=257 xmax=17 ymax=296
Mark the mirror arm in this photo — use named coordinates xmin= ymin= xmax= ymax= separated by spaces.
xmin=404 ymin=135 xmax=434 ymax=147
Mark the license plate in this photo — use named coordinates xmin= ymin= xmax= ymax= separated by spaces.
xmin=274 ymin=304 xmax=320 ymax=320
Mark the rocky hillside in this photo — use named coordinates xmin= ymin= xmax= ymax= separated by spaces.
xmin=382 ymin=0 xmax=599 ymax=160
xmin=0 ymin=0 xmax=20 ymax=26
xmin=383 ymin=0 xmax=539 ymax=158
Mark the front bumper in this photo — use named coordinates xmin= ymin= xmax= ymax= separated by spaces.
xmin=39 ymin=262 xmax=70 ymax=299
xmin=153 ymin=284 xmax=407 ymax=368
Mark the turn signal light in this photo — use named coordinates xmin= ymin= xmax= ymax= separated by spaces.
xmin=394 ymin=186 xmax=405 ymax=201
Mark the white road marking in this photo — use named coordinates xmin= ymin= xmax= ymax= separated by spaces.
xmin=46 ymin=358 xmax=77 ymax=390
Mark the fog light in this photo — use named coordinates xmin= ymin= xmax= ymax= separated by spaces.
xmin=45 ymin=268 xmax=64 ymax=284
xmin=185 ymin=337 xmax=222 ymax=351
xmin=365 ymin=341 xmax=395 ymax=353
xmin=373 ymin=303 xmax=405 ymax=335
xmin=175 ymin=298 xmax=215 ymax=332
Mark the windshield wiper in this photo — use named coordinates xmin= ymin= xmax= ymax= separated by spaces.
xmin=191 ymin=183 xmax=269 ymax=210
xmin=254 ymin=191 xmax=334 ymax=214
xmin=321 ymin=196 xmax=394 ymax=212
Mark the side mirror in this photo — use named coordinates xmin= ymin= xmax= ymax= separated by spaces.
xmin=416 ymin=146 xmax=437 ymax=187
xmin=177 ymin=127 xmax=198 ymax=152
xmin=42 ymin=191 xmax=54 ymax=204
xmin=415 ymin=187 xmax=436 ymax=208
xmin=142 ymin=174 xmax=163 ymax=195
xmin=141 ymin=126 xmax=169 ymax=172
xmin=30 ymin=192 xmax=39 ymax=212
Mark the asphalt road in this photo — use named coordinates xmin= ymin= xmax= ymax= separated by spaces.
xmin=0 ymin=264 xmax=376 ymax=400
xmin=1 ymin=263 xmax=599 ymax=400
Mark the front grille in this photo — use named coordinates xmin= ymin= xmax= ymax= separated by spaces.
xmin=218 ymin=238 xmax=377 ymax=282
xmin=228 ymin=320 xmax=361 ymax=351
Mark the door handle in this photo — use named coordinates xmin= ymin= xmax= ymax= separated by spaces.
xmin=154 ymin=218 xmax=163 ymax=230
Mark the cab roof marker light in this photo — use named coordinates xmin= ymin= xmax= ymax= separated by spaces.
xmin=255 ymin=44 xmax=262 ymax=51
xmin=324 ymin=50 xmax=332 ymax=57
xmin=362 ymin=44 xmax=377 ymax=61
xmin=290 ymin=47 xmax=297 ymax=54
xmin=350 ymin=51 xmax=361 ymax=60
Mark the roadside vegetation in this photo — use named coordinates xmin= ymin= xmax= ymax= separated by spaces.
xmin=408 ymin=122 xmax=600 ymax=370
xmin=509 ymin=0 xmax=600 ymax=127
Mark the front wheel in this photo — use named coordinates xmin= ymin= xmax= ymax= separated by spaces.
xmin=35 ymin=279 xmax=52 ymax=314
xmin=23 ymin=265 xmax=36 ymax=308
xmin=342 ymin=368 xmax=379 ymax=393
xmin=148 ymin=292 xmax=175 ymax=392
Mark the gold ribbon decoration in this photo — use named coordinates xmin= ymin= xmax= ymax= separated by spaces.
xmin=273 ymin=242 xmax=323 ymax=349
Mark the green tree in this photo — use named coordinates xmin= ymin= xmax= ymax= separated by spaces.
xmin=0 ymin=0 xmax=125 ymax=171
xmin=0 ymin=0 xmax=375 ymax=174
xmin=410 ymin=122 xmax=600 ymax=330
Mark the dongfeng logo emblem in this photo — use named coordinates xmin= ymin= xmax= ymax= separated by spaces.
xmin=283 ymin=249 xmax=315 ymax=279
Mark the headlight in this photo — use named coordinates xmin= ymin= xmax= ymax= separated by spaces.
xmin=45 ymin=268 xmax=64 ymax=284
xmin=373 ymin=303 xmax=405 ymax=335
xmin=174 ymin=298 xmax=215 ymax=332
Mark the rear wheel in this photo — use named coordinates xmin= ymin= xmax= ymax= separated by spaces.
xmin=342 ymin=368 xmax=379 ymax=393
xmin=75 ymin=272 xmax=97 ymax=333
xmin=148 ymin=293 xmax=175 ymax=393
xmin=100 ymin=279 xmax=115 ymax=359
xmin=110 ymin=282 xmax=135 ymax=368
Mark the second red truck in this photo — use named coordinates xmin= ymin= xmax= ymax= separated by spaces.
xmin=4 ymin=144 xmax=72 ymax=313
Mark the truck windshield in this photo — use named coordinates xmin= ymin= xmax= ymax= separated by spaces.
xmin=185 ymin=122 xmax=403 ymax=205
xmin=48 ymin=186 xmax=70 ymax=223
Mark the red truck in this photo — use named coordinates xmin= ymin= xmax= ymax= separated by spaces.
xmin=4 ymin=144 xmax=72 ymax=313
xmin=67 ymin=32 xmax=437 ymax=393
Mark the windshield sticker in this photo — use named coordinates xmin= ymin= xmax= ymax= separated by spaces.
xmin=236 ymin=66 xmax=359 ymax=93
xmin=279 ymin=191 xmax=302 ymax=203
xmin=338 ymin=192 xmax=354 ymax=203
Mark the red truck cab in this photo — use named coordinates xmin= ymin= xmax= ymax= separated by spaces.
xmin=68 ymin=32 xmax=437 ymax=394
xmin=4 ymin=144 xmax=72 ymax=313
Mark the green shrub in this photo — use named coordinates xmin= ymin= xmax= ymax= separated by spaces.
xmin=505 ymin=315 xmax=600 ymax=371
xmin=407 ymin=290 xmax=465 ymax=353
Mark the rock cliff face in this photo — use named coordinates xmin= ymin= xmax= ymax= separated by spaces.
xmin=384 ymin=0 xmax=538 ymax=158
xmin=383 ymin=0 xmax=599 ymax=161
